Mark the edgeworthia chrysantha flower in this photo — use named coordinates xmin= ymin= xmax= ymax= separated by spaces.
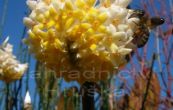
xmin=24 ymin=0 xmax=139 ymax=83
xmin=0 ymin=37 xmax=28 ymax=83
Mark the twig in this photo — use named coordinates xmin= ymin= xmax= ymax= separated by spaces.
xmin=140 ymin=54 xmax=156 ymax=110
xmin=155 ymin=29 xmax=168 ymax=89
xmin=6 ymin=83 xmax=9 ymax=110
xmin=0 ymin=0 xmax=8 ymax=39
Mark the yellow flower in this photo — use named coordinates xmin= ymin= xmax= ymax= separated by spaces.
xmin=24 ymin=0 xmax=139 ymax=83
xmin=0 ymin=37 xmax=28 ymax=83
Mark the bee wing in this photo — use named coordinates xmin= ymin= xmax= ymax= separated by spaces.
xmin=128 ymin=9 xmax=145 ymax=19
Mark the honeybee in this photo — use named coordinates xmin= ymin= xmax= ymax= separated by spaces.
xmin=129 ymin=9 xmax=165 ymax=48
xmin=125 ymin=9 xmax=164 ymax=62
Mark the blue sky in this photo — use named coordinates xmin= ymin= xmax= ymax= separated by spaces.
xmin=0 ymin=0 xmax=28 ymax=57
xmin=0 ymin=1 xmax=39 ymax=109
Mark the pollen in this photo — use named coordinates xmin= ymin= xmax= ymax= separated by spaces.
xmin=90 ymin=44 xmax=97 ymax=51
xmin=112 ymin=19 xmax=120 ymax=26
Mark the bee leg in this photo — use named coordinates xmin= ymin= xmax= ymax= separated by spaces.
xmin=127 ymin=5 xmax=131 ymax=9
xmin=125 ymin=51 xmax=134 ymax=62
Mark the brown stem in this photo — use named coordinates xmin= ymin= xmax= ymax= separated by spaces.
xmin=140 ymin=54 xmax=156 ymax=110
xmin=81 ymin=82 xmax=95 ymax=110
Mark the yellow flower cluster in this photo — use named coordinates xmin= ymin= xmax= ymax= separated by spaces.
xmin=0 ymin=37 xmax=28 ymax=83
xmin=24 ymin=0 xmax=139 ymax=83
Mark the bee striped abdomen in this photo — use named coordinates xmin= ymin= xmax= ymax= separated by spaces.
xmin=132 ymin=25 xmax=150 ymax=48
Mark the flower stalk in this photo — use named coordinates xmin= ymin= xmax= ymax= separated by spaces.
xmin=81 ymin=82 xmax=95 ymax=110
